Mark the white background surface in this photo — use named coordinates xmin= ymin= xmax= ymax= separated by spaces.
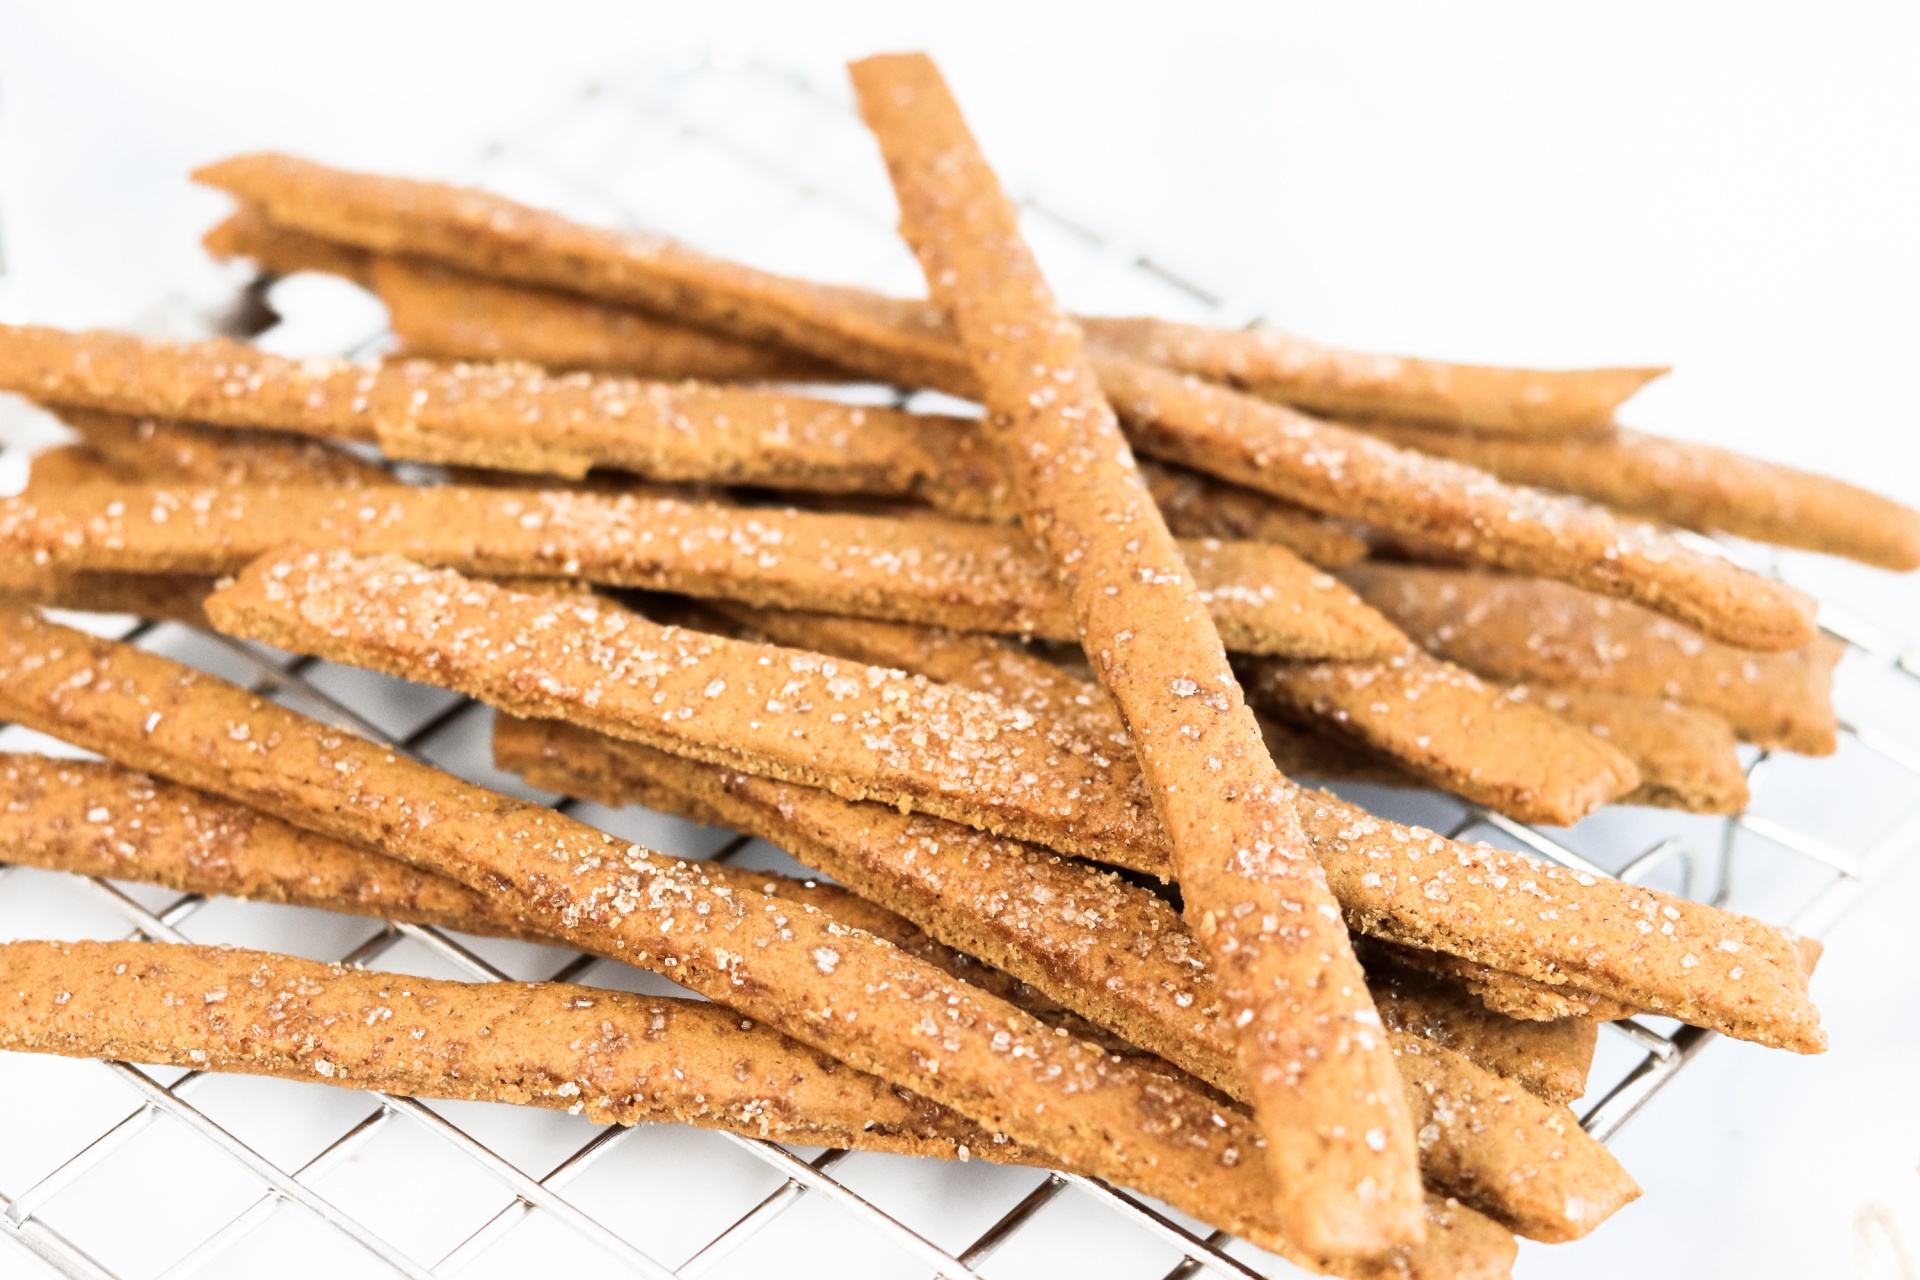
xmin=0 ymin=5 xmax=1917 ymax=1278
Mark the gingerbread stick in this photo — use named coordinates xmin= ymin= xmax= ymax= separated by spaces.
xmin=494 ymin=716 xmax=1637 ymax=1242
xmin=1509 ymin=686 xmax=1750 ymax=815
xmin=188 ymin=159 xmax=1812 ymax=649
xmin=0 ymin=483 xmax=1406 ymax=661
xmin=199 ymin=553 xmax=1825 ymax=1053
xmin=1362 ymin=422 xmax=1920 ymax=572
xmin=203 ymin=203 xmax=375 ymax=285
xmin=1341 ymin=562 xmax=1843 ymax=755
xmin=1242 ymin=650 xmax=1642 ymax=826
xmin=856 ymin=53 xmax=1418 ymax=1257
xmin=1079 ymin=317 xmax=1663 ymax=437
xmin=0 ymin=611 xmax=1321 ymax=1257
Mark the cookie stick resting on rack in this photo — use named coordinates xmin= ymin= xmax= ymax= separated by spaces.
xmin=202 ymin=551 xmax=1827 ymax=1052
xmin=0 ymin=611 xmax=1375 ymax=1265
xmin=850 ymin=53 xmax=1422 ymax=1256
xmin=185 ymin=157 xmax=1815 ymax=650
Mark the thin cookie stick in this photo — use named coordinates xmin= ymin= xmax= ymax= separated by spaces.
xmin=203 ymin=204 xmax=375 ymax=285
xmin=25 ymin=444 xmax=138 ymax=487
xmin=1092 ymin=355 xmax=1818 ymax=653
xmin=494 ymin=719 xmax=1637 ymax=1243
xmin=1360 ymin=422 xmax=1920 ymax=572
xmin=0 ymin=754 xmax=1120 ymax=1051
xmin=1340 ymin=562 xmax=1843 ymax=755
xmin=1241 ymin=651 xmax=1642 ymax=827
xmin=850 ymin=54 xmax=1420 ymax=1256
xmin=0 ymin=566 xmax=216 ymax=626
xmin=0 ymin=939 xmax=1037 ymax=1163
xmin=202 ymin=554 xmax=1827 ymax=1052
xmin=0 ymin=940 xmax=1515 ymax=1280
xmin=1078 ymin=317 xmax=1665 ymax=438
xmin=1508 ymin=687 xmax=1750 ymax=816
xmin=55 ymin=407 xmax=393 ymax=487
xmin=0 ymin=615 xmax=1331 ymax=1260
xmin=0 ymin=483 xmax=1408 ymax=661
xmin=1143 ymin=460 xmax=1370 ymax=568
xmin=189 ymin=164 xmax=1812 ymax=648
xmin=370 ymin=255 xmax=844 ymax=384
xmin=0 ymin=323 xmax=997 ymax=493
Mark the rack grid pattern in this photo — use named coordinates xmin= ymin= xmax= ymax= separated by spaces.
xmin=2 ymin=52 xmax=1918 ymax=1280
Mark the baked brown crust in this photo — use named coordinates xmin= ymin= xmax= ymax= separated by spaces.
xmin=1143 ymin=459 xmax=1369 ymax=567
xmin=495 ymin=716 xmax=1637 ymax=1242
xmin=1363 ymin=422 xmax=1920 ymax=572
xmin=199 ymin=554 xmax=1825 ymax=1052
xmin=1510 ymin=686 xmax=1750 ymax=815
xmin=1080 ymin=317 xmax=1664 ymax=438
xmin=0 ymin=610 xmax=1327 ymax=1259
xmin=1342 ymin=563 xmax=1842 ymax=755
xmin=188 ymin=157 xmax=1805 ymax=650
xmin=0 ymin=483 xmax=1406 ymax=661
xmin=1096 ymin=357 xmax=1818 ymax=653
xmin=55 ymin=407 xmax=393 ymax=487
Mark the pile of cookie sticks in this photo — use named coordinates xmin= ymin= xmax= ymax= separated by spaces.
xmin=0 ymin=52 xmax=1910 ymax=1279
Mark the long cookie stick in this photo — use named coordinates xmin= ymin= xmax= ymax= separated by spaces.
xmin=200 ymin=552 xmax=1826 ymax=1052
xmin=850 ymin=53 xmax=1420 ymax=1256
xmin=0 ymin=938 xmax=1038 ymax=1161
xmin=188 ymin=158 xmax=1812 ymax=650
xmin=0 ymin=323 xmax=1004 ymax=496
xmin=203 ymin=203 xmax=375 ymax=285
xmin=0 ymin=612 xmax=1335 ymax=1259
xmin=192 ymin=152 xmax=1637 ymax=438
xmin=1078 ymin=317 xmax=1664 ymax=438
xmin=0 ymin=938 xmax=1517 ymax=1279
xmin=1362 ymin=422 xmax=1920 ymax=572
xmin=1093 ymin=356 xmax=1817 ymax=652
xmin=0 ymin=753 xmax=1122 ymax=1050
xmin=1341 ymin=563 xmax=1843 ymax=755
xmin=495 ymin=718 xmax=1637 ymax=1242
xmin=1242 ymin=651 xmax=1641 ymax=827
xmin=0 ymin=482 xmax=1404 ymax=661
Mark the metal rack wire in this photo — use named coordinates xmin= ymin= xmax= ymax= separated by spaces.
xmin=1 ymin=51 xmax=1917 ymax=1280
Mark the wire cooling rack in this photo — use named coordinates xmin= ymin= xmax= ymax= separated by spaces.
xmin=2 ymin=50 xmax=1919 ymax=1280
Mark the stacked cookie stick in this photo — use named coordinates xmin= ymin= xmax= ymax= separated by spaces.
xmin=0 ymin=45 xmax=1902 ymax=1276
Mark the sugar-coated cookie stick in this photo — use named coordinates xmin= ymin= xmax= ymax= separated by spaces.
xmin=1243 ymin=651 xmax=1642 ymax=827
xmin=1078 ymin=318 xmax=1665 ymax=438
xmin=1510 ymin=686 xmax=1750 ymax=815
xmin=203 ymin=204 xmax=375 ymax=285
xmin=0 ymin=939 xmax=1038 ymax=1162
xmin=56 ymin=407 xmax=393 ymax=487
xmin=25 ymin=444 xmax=136 ymax=487
xmin=203 ymin=553 xmax=1825 ymax=1052
xmin=1341 ymin=563 xmax=1843 ymax=755
xmin=194 ymin=154 xmax=982 ymax=397
xmin=0 ymin=323 xmax=996 ymax=492
xmin=0 ymin=563 xmax=215 ymax=626
xmin=1365 ymin=940 xmax=1633 ymax=1024
xmin=206 ymin=548 xmax=1178 ymax=877
xmin=0 ymin=753 xmax=1118 ymax=1049
xmin=0 ymin=613 xmax=1350 ymax=1261
xmin=370 ymin=255 xmax=845 ymax=384
xmin=191 ymin=163 xmax=1813 ymax=649
xmin=495 ymin=717 xmax=1637 ymax=1242
xmin=0 ymin=483 xmax=1406 ymax=661
xmin=1095 ymin=357 xmax=1818 ymax=653
xmin=851 ymin=53 xmax=1421 ymax=1256
xmin=1364 ymin=422 xmax=1920 ymax=572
